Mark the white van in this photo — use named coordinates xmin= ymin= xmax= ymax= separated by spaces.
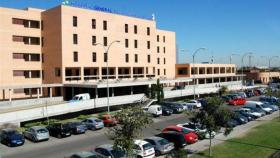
xmin=245 ymin=101 xmax=273 ymax=114
xmin=71 ymin=93 xmax=90 ymax=101
xmin=144 ymin=105 xmax=162 ymax=117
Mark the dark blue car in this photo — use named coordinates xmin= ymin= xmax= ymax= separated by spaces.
xmin=0 ymin=129 xmax=25 ymax=147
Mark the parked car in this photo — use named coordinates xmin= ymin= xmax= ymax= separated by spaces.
xmin=161 ymin=106 xmax=173 ymax=116
xmin=94 ymin=144 xmax=129 ymax=158
xmin=221 ymin=96 xmax=231 ymax=103
xmin=70 ymin=151 xmax=105 ymax=158
xmin=260 ymin=96 xmax=279 ymax=104
xmin=70 ymin=93 xmax=90 ymax=102
xmin=225 ymin=119 xmax=239 ymax=128
xmin=245 ymin=101 xmax=273 ymax=114
xmin=232 ymin=112 xmax=249 ymax=124
xmin=23 ymin=126 xmax=49 ymax=142
xmin=228 ymin=98 xmax=246 ymax=106
xmin=262 ymin=102 xmax=279 ymax=111
xmin=197 ymin=98 xmax=208 ymax=107
xmin=144 ymin=105 xmax=162 ymax=117
xmin=160 ymin=102 xmax=184 ymax=114
xmin=184 ymin=100 xmax=202 ymax=108
xmin=177 ymin=122 xmax=216 ymax=139
xmin=156 ymin=131 xmax=187 ymax=149
xmin=226 ymin=94 xmax=239 ymax=100
xmin=0 ymin=129 xmax=25 ymax=147
xmin=144 ymin=136 xmax=174 ymax=156
xmin=236 ymin=92 xmax=247 ymax=98
xmin=82 ymin=118 xmax=104 ymax=130
xmin=134 ymin=140 xmax=155 ymax=158
xmin=100 ymin=114 xmax=118 ymax=127
xmin=65 ymin=122 xmax=87 ymax=134
xmin=47 ymin=123 xmax=72 ymax=138
xmin=162 ymin=125 xmax=198 ymax=144
xmin=240 ymin=107 xmax=265 ymax=118
xmin=234 ymin=110 xmax=254 ymax=121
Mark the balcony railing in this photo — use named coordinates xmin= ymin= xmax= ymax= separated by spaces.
xmin=84 ymin=75 xmax=99 ymax=81
xmin=118 ymin=74 xmax=131 ymax=79
xmin=101 ymin=75 xmax=116 ymax=79
xmin=133 ymin=74 xmax=145 ymax=79
xmin=65 ymin=76 xmax=81 ymax=82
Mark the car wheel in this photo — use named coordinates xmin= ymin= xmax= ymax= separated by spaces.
xmin=137 ymin=156 xmax=143 ymax=158
xmin=155 ymin=150 xmax=161 ymax=157
xmin=7 ymin=142 xmax=11 ymax=147
xmin=57 ymin=134 xmax=62 ymax=139
xmin=32 ymin=136 xmax=37 ymax=142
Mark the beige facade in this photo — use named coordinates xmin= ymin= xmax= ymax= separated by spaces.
xmin=245 ymin=70 xmax=280 ymax=84
xmin=175 ymin=63 xmax=240 ymax=84
xmin=0 ymin=5 xmax=176 ymax=100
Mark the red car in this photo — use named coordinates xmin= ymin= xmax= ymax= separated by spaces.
xmin=162 ymin=125 xmax=198 ymax=144
xmin=100 ymin=114 xmax=118 ymax=127
xmin=228 ymin=98 xmax=246 ymax=106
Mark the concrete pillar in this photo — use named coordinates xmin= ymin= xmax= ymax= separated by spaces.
xmin=95 ymin=88 xmax=98 ymax=99
xmin=148 ymin=84 xmax=151 ymax=98
xmin=37 ymin=88 xmax=40 ymax=99
xmin=80 ymin=67 xmax=84 ymax=81
xmin=131 ymin=86 xmax=133 ymax=95
xmin=29 ymin=88 xmax=32 ymax=98
xmin=9 ymin=89 xmax=13 ymax=102
xmin=115 ymin=67 xmax=118 ymax=79
xmin=112 ymin=87 xmax=114 ymax=97
xmin=49 ymin=87 xmax=53 ymax=98
xmin=205 ymin=78 xmax=207 ymax=84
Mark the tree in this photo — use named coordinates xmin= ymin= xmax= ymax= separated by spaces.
xmin=219 ymin=85 xmax=228 ymax=96
xmin=150 ymin=79 xmax=165 ymax=103
xmin=107 ymin=105 xmax=153 ymax=156
xmin=191 ymin=97 xmax=234 ymax=157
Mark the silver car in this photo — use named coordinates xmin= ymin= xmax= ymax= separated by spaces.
xmin=23 ymin=126 xmax=49 ymax=142
xmin=144 ymin=136 xmax=174 ymax=156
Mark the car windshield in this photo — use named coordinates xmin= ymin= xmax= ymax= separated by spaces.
xmin=181 ymin=128 xmax=191 ymax=134
xmin=143 ymin=143 xmax=153 ymax=150
xmin=95 ymin=119 xmax=102 ymax=122
xmin=158 ymin=138 xmax=169 ymax=145
xmin=72 ymin=96 xmax=79 ymax=100
xmin=261 ymin=103 xmax=270 ymax=108
xmin=111 ymin=148 xmax=125 ymax=157
xmin=37 ymin=128 xmax=48 ymax=133
xmin=7 ymin=130 xmax=19 ymax=135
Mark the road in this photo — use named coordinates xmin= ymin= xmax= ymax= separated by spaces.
xmin=0 ymin=114 xmax=188 ymax=158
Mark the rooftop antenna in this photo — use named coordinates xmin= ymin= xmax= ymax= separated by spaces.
xmin=152 ymin=13 xmax=156 ymax=21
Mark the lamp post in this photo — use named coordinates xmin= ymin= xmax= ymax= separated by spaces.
xmin=230 ymin=53 xmax=239 ymax=64
xmin=93 ymin=40 xmax=120 ymax=113
xmin=241 ymin=52 xmax=253 ymax=89
xmin=192 ymin=48 xmax=206 ymax=99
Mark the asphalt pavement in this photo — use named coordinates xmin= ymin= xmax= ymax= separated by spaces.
xmin=0 ymin=114 xmax=188 ymax=158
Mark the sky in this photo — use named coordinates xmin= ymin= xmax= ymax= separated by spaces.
xmin=1 ymin=0 xmax=280 ymax=67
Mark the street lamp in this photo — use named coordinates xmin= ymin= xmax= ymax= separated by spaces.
xmin=93 ymin=40 xmax=120 ymax=113
xmin=192 ymin=48 xmax=206 ymax=99
xmin=230 ymin=53 xmax=239 ymax=64
xmin=241 ymin=52 xmax=253 ymax=89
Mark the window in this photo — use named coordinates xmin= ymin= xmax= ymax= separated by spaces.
xmin=125 ymin=39 xmax=129 ymax=48
xmin=157 ymin=46 xmax=160 ymax=53
xmin=92 ymin=36 xmax=96 ymax=45
xmin=73 ymin=51 xmax=78 ymax=62
xmin=163 ymin=47 xmax=166 ymax=53
xmin=103 ymin=20 xmax=107 ymax=30
xmin=157 ymin=69 xmax=160 ymax=75
xmin=147 ymin=55 xmax=151 ymax=63
xmin=92 ymin=19 xmax=96 ymax=29
xmin=73 ymin=34 xmax=78 ymax=44
xmin=135 ymin=54 xmax=138 ymax=63
xmin=103 ymin=37 xmax=107 ymax=46
xmin=134 ymin=25 xmax=137 ymax=34
xmin=134 ymin=40 xmax=138 ymax=48
xmin=163 ymin=36 xmax=166 ymax=43
xmin=164 ymin=58 xmax=166 ymax=64
xmin=92 ymin=52 xmax=96 ymax=62
xmin=104 ymin=53 xmax=107 ymax=62
xmin=55 ymin=68 xmax=61 ymax=77
xmin=164 ymin=69 xmax=166 ymax=75
xmin=147 ymin=41 xmax=150 ymax=49
xmin=125 ymin=24 xmax=128 ymax=33
xmin=73 ymin=16 xmax=77 ymax=27
xmin=157 ymin=35 xmax=160 ymax=42
xmin=125 ymin=54 xmax=129 ymax=63
xmin=147 ymin=27 xmax=150 ymax=35
xmin=157 ymin=58 xmax=160 ymax=64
